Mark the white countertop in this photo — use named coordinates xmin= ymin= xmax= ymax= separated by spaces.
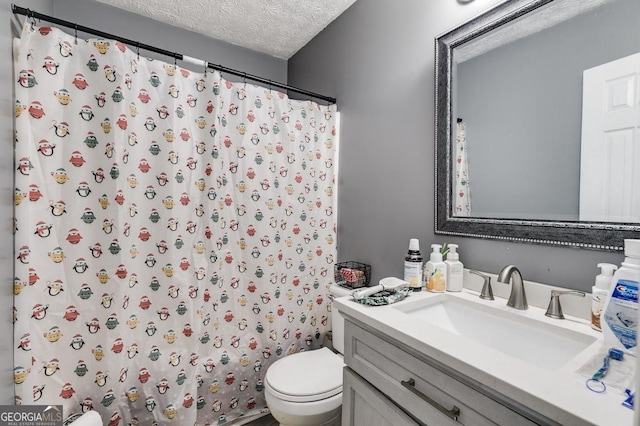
xmin=333 ymin=286 xmax=635 ymax=426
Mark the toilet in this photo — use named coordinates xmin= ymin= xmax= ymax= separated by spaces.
xmin=265 ymin=285 xmax=350 ymax=426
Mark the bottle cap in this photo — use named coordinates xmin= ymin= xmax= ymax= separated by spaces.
xmin=409 ymin=238 xmax=420 ymax=251
xmin=447 ymin=244 xmax=459 ymax=261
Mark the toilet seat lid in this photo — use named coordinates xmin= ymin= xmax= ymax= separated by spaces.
xmin=266 ymin=347 xmax=343 ymax=401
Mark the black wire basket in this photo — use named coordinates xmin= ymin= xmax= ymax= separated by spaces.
xmin=334 ymin=261 xmax=371 ymax=289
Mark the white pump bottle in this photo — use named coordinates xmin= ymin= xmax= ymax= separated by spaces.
xmin=591 ymin=263 xmax=617 ymax=331
xmin=445 ymin=244 xmax=464 ymax=292
xmin=424 ymin=244 xmax=446 ymax=292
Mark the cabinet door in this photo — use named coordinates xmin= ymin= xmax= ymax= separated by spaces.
xmin=345 ymin=319 xmax=543 ymax=426
xmin=343 ymin=367 xmax=418 ymax=426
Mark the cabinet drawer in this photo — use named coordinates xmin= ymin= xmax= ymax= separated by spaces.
xmin=345 ymin=318 xmax=540 ymax=426
xmin=343 ymin=367 xmax=418 ymax=426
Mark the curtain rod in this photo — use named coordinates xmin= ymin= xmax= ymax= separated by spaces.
xmin=11 ymin=4 xmax=337 ymax=105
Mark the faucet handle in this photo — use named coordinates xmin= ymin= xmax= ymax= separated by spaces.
xmin=545 ymin=290 xmax=585 ymax=319
xmin=469 ymin=270 xmax=494 ymax=300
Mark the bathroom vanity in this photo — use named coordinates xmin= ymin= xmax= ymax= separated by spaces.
xmin=342 ymin=317 xmax=539 ymax=425
xmin=334 ymin=285 xmax=634 ymax=426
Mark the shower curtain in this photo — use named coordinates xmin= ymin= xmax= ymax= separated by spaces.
xmin=455 ymin=120 xmax=471 ymax=216
xmin=14 ymin=24 xmax=338 ymax=425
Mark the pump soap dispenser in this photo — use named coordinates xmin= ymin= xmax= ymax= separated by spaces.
xmin=445 ymin=244 xmax=464 ymax=292
xmin=425 ymin=244 xmax=447 ymax=293
xmin=592 ymin=263 xmax=617 ymax=331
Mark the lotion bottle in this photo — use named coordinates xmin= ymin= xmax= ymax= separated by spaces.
xmin=445 ymin=244 xmax=464 ymax=292
xmin=591 ymin=263 xmax=617 ymax=331
xmin=601 ymin=239 xmax=640 ymax=354
xmin=425 ymin=244 xmax=447 ymax=292
xmin=403 ymin=239 xmax=423 ymax=291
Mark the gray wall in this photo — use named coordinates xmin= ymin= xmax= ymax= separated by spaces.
xmin=288 ymin=0 xmax=623 ymax=290
xmin=1 ymin=0 xmax=287 ymax=404
xmin=458 ymin=0 xmax=640 ymax=220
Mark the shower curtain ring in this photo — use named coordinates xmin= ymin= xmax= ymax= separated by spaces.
xmin=27 ymin=9 xmax=36 ymax=27
xmin=74 ymin=24 xmax=78 ymax=44
xmin=136 ymin=43 xmax=140 ymax=60
xmin=174 ymin=53 xmax=177 ymax=66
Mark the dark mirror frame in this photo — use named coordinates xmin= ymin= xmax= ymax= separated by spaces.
xmin=434 ymin=0 xmax=640 ymax=251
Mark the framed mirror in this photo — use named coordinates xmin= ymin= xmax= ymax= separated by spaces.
xmin=435 ymin=0 xmax=640 ymax=251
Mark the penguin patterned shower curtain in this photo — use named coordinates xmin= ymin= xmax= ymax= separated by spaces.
xmin=14 ymin=24 xmax=337 ymax=425
xmin=455 ymin=120 xmax=470 ymax=216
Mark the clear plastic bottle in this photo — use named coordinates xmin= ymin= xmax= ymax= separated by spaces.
xmin=445 ymin=244 xmax=464 ymax=292
xmin=601 ymin=239 xmax=640 ymax=353
xmin=403 ymin=239 xmax=423 ymax=291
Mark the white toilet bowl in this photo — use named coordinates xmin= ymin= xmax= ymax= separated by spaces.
xmin=264 ymin=285 xmax=349 ymax=426
xmin=265 ymin=347 xmax=344 ymax=426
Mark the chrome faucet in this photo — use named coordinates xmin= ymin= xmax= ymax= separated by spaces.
xmin=497 ymin=265 xmax=527 ymax=310
xmin=469 ymin=270 xmax=494 ymax=300
xmin=545 ymin=290 xmax=585 ymax=319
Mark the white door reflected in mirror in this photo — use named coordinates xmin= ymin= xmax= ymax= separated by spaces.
xmin=580 ymin=53 xmax=640 ymax=223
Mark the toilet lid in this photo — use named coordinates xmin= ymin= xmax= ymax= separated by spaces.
xmin=266 ymin=347 xmax=344 ymax=402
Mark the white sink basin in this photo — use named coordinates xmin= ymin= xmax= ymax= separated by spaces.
xmin=394 ymin=294 xmax=597 ymax=370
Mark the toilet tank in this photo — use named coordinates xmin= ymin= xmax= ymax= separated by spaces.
xmin=329 ymin=285 xmax=349 ymax=354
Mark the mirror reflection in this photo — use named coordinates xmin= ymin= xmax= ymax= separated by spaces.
xmin=452 ymin=0 xmax=640 ymax=223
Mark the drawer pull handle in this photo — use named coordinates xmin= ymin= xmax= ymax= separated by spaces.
xmin=401 ymin=378 xmax=461 ymax=421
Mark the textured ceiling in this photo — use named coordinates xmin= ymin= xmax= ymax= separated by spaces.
xmin=95 ymin=0 xmax=357 ymax=59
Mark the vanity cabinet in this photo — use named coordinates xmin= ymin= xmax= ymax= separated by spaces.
xmin=342 ymin=316 xmax=557 ymax=426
